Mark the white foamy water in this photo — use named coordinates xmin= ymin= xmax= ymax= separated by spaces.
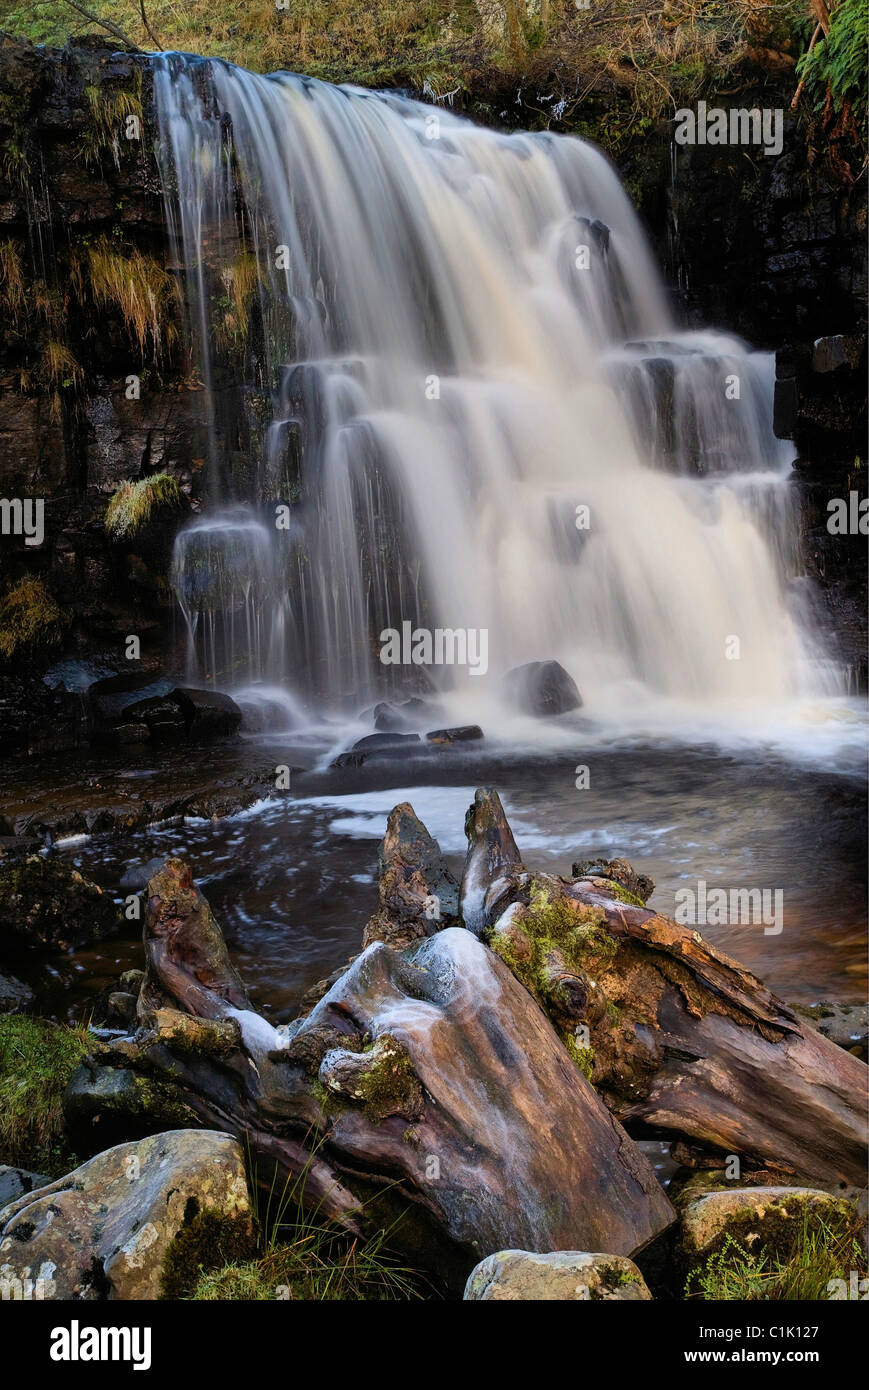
xmin=153 ymin=55 xmax=860 ymax=759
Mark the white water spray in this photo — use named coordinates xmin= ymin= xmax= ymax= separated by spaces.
xmin=155 ymin=56 xmax=844 ymax=736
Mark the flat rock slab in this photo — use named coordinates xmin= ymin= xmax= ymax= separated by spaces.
xmin=464 ymin=1249 xmax=652 ymax=1300
xmin=0 ymin=1129 xmax=252 ymax=1300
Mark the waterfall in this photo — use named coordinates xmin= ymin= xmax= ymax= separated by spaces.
xmin=154 ymin=54 xmax=843 ymax=735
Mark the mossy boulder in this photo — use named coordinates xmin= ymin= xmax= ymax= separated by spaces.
xmin=464 ymin=1249 xmax=652 ymax=1301
xmin=680 ymin=1186 xmax=863 ymax=1269
xmin=63 ymin=1060 xmax=200 ymax=1155
xmin=0 ymin=1130 xmax=254 ymax=1300
xmin=0 ymin=854 xmax=120 ymax=956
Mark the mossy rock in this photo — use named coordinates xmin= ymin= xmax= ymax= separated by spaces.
xmin=0 ymin=854 xmax=120 ymax=955
xmin=63 ymin=1061 xmax=200 ymax=1155
xmin=681 ymin=1186 xmax=862 ymax=1266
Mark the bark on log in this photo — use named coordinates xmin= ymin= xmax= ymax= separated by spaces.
xmin=81 ymin=856 xmax=674 ymax=1281
xmin=463 ymin=789 xmax=868 ymax=1187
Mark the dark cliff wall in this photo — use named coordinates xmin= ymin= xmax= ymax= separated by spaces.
xmin=0 ymin=36 xmax=865 ymax=753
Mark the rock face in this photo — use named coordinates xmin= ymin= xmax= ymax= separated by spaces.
xmin=0 ymin=855 xmax=119 ymax=956
xmin=464 ymin=1249 xmax=652 ymax=1301
xmin=0 ymin=1130 xmax=254 ymax=1300
xmin=502 ymin=660 xmax=582 ymax=717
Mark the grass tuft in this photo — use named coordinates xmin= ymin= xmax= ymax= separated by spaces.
xmin=104 ymin=471 xmax=183 ymax=540
xmin=0 ymin=1015 xmax=92 ymax=1176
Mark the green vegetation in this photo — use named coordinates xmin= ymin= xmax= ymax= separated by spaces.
xmin=167 ymin=1145 xmax=426 ymax=1300
xmin=80 ymin=71 xmax=144 ymax=167
xmin=0 ymin=576 xmax=69 ymax=660
xmin=0 ymin=1015 xmax=92 ymax=1175
xmin=796 ymin=0 xmax=867 ymax=125
xmin=0 ymin=2 xmax=834 ymax=138
xmin=214 ymin=251 xmax=261 ymax=352
xmin=685 ymin=1214 xmax=867 ymax=1300
xmin=71 ymin=237 xmax=179 ymax=360
xmin=488 ymin=883 xmax=617 ymax=1079
xmin=104 ymin=471 xmax=182 ymax=539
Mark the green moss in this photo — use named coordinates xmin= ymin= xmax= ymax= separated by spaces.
xmin=105 ymin=472 xmax=183 ymax=541
xmin=0 ymin=1016 xmax=92 ymax=1175
xmin=488 ymin=886 xmax=618 ymax=1083
xmin=564 ymin=1032 xmax=595 ymax=1082
xmin=598 ymin=879 xmax=645 ymax=908
xmin=160 ymin=1205 xmax=257 ymax=1299
xmin=0 ymin=578 xmax=69 ymax=661
xmin=349 ymin=1036 xmax=421 ymax=1123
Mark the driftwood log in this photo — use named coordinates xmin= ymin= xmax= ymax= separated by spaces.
xmin=463 ymin=789 xmax=868 ymax=1189
xmin=74 ymin=851 xmax=674 ymax=1282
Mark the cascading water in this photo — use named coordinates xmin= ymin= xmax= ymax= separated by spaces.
xmin=155 ymin=54 xmax=845 ymax=738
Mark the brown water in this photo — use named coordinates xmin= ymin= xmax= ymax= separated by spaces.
xmin=8 ymin=736 xmax=866 ymax=1023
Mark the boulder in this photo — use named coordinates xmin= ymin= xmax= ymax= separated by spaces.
xmin=0 ymin=855 xmax=120 ymax=957
xmin=170 ymin=687 xmax=242 ymax=740
xmin=502 ymin=660 xmax=582 ymax=717
xmin=425 ymin=725 xmax=483 ymax=744
xmin=464 ymin=1249 xmax=652 ymax=1301
xmin=0 ymin=1130 xmax=254 ymax=1300
xmin=680 ymin=1186 xmax=862 ymax=1267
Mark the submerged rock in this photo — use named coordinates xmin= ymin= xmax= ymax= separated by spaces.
xmin=353 ymin=732 xmax=421 ymax=750
xmin=0 ymin=1130 xmax=254 ymax=1300
xmin=464 ymin=1249 xmax=652 ymax=1301
xmin=795 ymin=1001 xmax=868 ymax=1062
xmin=502 ymin=660 xmax=582 ymax=717
xmin=0 ymin=855 xmax=120 ymax=956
